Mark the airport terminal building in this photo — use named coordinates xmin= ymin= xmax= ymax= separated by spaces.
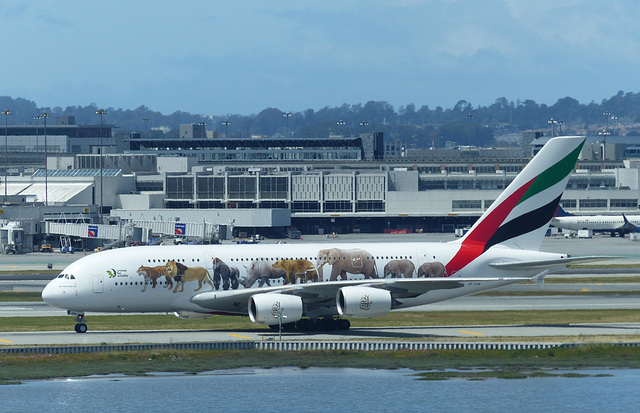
xmin=2 ymin=124 xmax=640 ymax=251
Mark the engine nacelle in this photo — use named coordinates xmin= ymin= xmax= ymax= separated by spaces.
xmin=174 ymin=311 xmax=212 ymax=319
xmin=248 ymin=293 xmax=303 ymax=325
xmin=336 ymin=286 xmax=391 ymax=318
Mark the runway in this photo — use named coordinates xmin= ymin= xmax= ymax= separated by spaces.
xmin=2 ymin=322 xmax=640 ymax=347
xmin=1 ymin=291 xmax=639 ymax=346
xmin=1 ymin=234 xmax=640 ymax=347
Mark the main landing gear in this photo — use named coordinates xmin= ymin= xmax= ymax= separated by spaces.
xmin=268 ymin=317 xmax=351 ymax=332
xmin=69 ymin=311 xmax=88 ymax=333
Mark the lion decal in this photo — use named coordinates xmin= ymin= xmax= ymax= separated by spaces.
xmin=165 ymin=260 xmax=215 ymax=293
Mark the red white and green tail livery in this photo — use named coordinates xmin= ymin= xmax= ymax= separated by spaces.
xmin=44 ymin=136 xmax=611 ymax=334
xmin=446 ymin=135 xmax=586 ymax=275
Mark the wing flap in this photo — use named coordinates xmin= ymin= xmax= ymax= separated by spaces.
xmin=488 ymin=255 xmax=618 ymax=270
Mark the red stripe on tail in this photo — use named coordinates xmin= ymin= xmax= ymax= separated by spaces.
xmin=445 ymin=178 xmax=534 ymax=274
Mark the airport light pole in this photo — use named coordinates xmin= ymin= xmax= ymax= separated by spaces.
xmin=337 ymin=120 xmax=346 ymax=137
xmin=359 ymin=120 xmax=368 ymax=134
xmin=274 ymin=307 xmax=287 ymax=341
xmin=466 ymin=113 xmax=474 ymax=149
xmin=548 ymin=118 xmax=558 ymax=138
xmin=2 ymin=109 xmax=11 ymax=205
xmin=96 ymin=109 xmax=107 ymax=224
xmin=283 ymin=112 xmax=292 ymax=137
xmin=142 ymin=117 xmax=148 ymax=131
xmin=599 ymin=130 xmax=611 ymax=161
xmin=41 ymin=112 xmax=50 ymax=206
xmin=222 ymin=120 xmax=230 ymax=139
xmin=603 ymin=111 xmax=614 ymax=161
xmin=199 ymin=121 xmax=206 ymax=139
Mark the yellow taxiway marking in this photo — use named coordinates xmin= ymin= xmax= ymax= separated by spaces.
xmin=581 ymin=288 xmax=590 ymax=292
xmin=228 ymin=334 xmax=253 ymax=339
xmin=0 ymin=338 xmax=14 ymax=343
xmin=458 ymin=330 xmax=484 ymax=336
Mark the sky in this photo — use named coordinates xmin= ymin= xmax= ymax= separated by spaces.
xmin=1 ymin=0 xmax=639 ymax=116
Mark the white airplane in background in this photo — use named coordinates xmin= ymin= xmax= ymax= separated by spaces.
xmin=43 ymin=136 xmax=609 ymax=333
xmin=551 ymin=205 xmax=640 ymax=237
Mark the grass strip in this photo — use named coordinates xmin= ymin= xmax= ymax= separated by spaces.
xmin=1 ymin=344 xmax=638 ymax=384
xmin=0 ymin=270 xmax=60 ymax=275
xmin=0 ymin=292 xmax=43 ymax=302
xmin=0 ymin=309 xmax=638 ymax=333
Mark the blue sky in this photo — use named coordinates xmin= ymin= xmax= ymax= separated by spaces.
xmin=1 ymin=1 xmax=639 ymax=116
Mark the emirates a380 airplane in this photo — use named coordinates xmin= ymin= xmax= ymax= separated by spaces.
xmin=43 ymin=136 xmax=606 ymax=333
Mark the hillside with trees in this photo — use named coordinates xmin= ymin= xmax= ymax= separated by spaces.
xmin=1 ymin=90 xmax=639 ymax=149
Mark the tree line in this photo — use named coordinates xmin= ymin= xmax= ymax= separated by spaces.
xmin=1 ymin=90 xmax=639 ymax=149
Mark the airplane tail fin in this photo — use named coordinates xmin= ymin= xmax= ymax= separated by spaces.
xmin=554 ymin=204 xmax=573 ymax=217
xmin=446 ymin=136 xmax=585 ymax=273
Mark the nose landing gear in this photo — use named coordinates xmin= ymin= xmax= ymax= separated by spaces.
xmin=69 ymin=311 xmax=88 ymax=333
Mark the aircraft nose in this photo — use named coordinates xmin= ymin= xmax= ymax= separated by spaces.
xmin=41 ymin=281 xmax=68 ymax=309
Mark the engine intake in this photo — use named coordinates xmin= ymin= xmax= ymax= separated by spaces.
xmin=336 ymin=286 xmax=391 ymax=318
xmin=248 ymin=293 xmax=303 ymax=325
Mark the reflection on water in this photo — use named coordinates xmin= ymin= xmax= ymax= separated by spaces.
xmin=4 ymin=367 xmax=640 ymax=412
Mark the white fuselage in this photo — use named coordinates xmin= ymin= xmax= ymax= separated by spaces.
xmin=42 ymin=241 xmax=564 ymax=318
xmin=552 ymin=215 xmax=640 ymax=232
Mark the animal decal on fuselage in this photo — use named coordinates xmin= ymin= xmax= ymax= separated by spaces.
xmin=417 ymin=262 xmax=447 ymax=278
xmin=164 ymin=260 xmax=215 ymax=293
xmin=272 ymin=259 xmax=319 ymax=284
xmin=239 ymin=261 xmax=287 ymax=288
xmin=383 ymin=259 xmax=415 ymax=278
xmin=316 ymin=248 xmax=378 ymax=281
xmin=135 ymin=248 xmax=451 ymax=294
xmin=136 ymin=265 xmax=171 ymax=292
xmin=212 ymin=257 xmax=240 ymax=290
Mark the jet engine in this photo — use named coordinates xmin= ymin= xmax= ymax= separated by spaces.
xmin=336 ymin=286 xmax=391 ymax=318
xmin=248 ymin=293 xmax=303 ymax=325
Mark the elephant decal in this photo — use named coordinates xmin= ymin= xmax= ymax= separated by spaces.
xmin=417 ymin=262 xmax=447 ymax=278
xmin=383 ymin=259 xmax=415 ymax=278
xmin=316 ymin=248 xmax=378 ymax=281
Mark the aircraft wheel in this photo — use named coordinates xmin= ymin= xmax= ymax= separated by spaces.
xmin=75 ymin=323 xmax=88 ymax=333
xmin=296 ymin=318 xmax=312 ymax=331
xmin=338 ymin=319 xmax=351 ymax=330
xmin=282 ymin=322 xmax=297 ymax=331
xmin=315 ymin=317 xmax=331 ymax=331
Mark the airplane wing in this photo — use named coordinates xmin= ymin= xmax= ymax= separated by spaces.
xmin=488 ymin=255 xmax=618 ymax=270
xmin=190 ymin=277 xmax=527 ymax=312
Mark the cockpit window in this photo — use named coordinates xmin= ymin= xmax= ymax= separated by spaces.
xmin=57 ymin=274 xmax=65 ymax=278
xmin=69 ymin=275 xmax=76 ymax=279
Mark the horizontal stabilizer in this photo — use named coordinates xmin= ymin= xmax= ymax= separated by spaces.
xmin=489 ymin=255 xmax=618 ymax=270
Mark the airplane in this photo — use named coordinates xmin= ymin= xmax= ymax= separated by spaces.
xmin=42 ymin=135 xmax=609 ymax=334
xmin=551 ymin=205 xmax=640 ymax=237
